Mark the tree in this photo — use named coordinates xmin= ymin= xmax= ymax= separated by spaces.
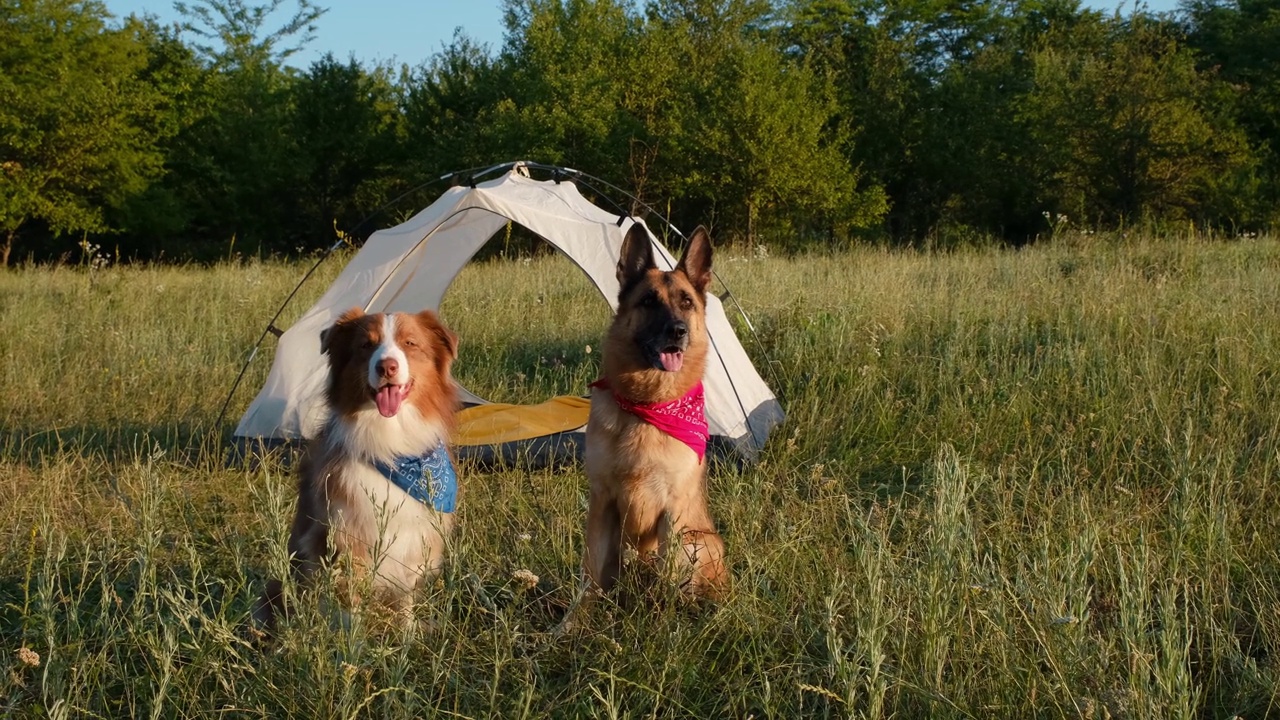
xmin=400 ymin=31 xmax=518 ymax=185
xmin=0 ymin=0 xmax=165 ymax=266
xmin=174 ymin=0 xmax=321 ymax=69
xmin=1183 ymin=0 xmax=1280 ymax=226
xmin=901 ymin=0 xmax=1084 ymax=242
xmin=464 ymin=0 xmax=883 ymax=247
xmin=496 ymin=0 xmax=645 ymax=187
xmin=1022 ymin=12 xmax=1251 ymax=226
xmin=289 ymin=54 xmax=403 ymax=242
xmin=657 ymin=9 xmax=885 ymax=246
xmin=781 ymin=0 xmax=1079 ymax=243
xmin=155 ymin=0 xmax=326 ymax=254
xmin=107 ymin=18 xmax=209 ymax=255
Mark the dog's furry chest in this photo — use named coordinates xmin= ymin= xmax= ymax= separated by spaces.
xmin=311 ymin=413 xmax=454 ymax=593
xmin=322 ymin=456 xmax=452 ymax=593
xmin=585 ymin=390 xmax=702 ymax=495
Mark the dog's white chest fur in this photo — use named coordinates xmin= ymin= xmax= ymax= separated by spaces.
xmin=328 ymin=459 xmax=450 ymax=593
xmin=326 ymin=407 xmax=453 ymax=595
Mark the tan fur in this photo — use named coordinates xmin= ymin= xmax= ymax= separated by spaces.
xmin=579 ymin=225 xmax=730 ymax=611
xmin=254 ymin=308 xmax=459 ymax=633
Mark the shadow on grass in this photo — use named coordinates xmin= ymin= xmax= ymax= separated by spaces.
xmin=2 ymin=329 xmax=766 ymax=473
xmin=0 ymin=421 xmax=228 ymax=468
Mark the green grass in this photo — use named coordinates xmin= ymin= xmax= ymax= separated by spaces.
xmin=1 ymin=235 xmax=1278 ymax=717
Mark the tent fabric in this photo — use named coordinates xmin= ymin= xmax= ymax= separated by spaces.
xmin=454 ymin=396 xmax=590 ymax=447
xmin=233 ymin=164 xmax=784 ymax=460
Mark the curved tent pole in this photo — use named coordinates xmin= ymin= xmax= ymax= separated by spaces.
xmin=212 ymin=241 xmax=341 ymax=434
xmin=564 ymin=174 xmax=757 ymax=430
xmin=212 ymin=164 xmax=513 ymax=434
xmin=216 ymin=160 xmax=786 ymax=441
xmin=544 ymin=165 xmax=788 ymax=410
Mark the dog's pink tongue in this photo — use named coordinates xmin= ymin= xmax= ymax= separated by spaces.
xmin=659 ymin=351 xmax=684 ymax=372
xmin=375 ymin=384 xmax=408 ymax=417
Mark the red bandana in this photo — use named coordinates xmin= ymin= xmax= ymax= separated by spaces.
xmin=590 ymin=379 xmax=709 ymax=462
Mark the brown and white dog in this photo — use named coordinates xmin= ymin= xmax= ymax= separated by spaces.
xmin=255 ymin=307 xmax=460 ymax=631
xmin=578 ymin=224 xmax=730 ymax=609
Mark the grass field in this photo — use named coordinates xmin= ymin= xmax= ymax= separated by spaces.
xmin=1 ymin=234 xmax=1278 ymax=718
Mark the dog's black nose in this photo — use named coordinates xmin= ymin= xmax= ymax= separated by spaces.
xmin=672 ymin=321 xmax=688 ymax=339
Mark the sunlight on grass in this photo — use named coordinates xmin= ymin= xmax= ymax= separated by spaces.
xmin=440 ymin=251 xmax=612 ymax=404
xmin=1 ymin=235 xmax=1278 ymax=716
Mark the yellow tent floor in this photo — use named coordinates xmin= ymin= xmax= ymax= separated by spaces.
xmin=454 ymin=395 xmax=591 ymax=447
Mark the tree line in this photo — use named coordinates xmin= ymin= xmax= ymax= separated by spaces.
xmin=2 ymin=0 xmax=1277 ymax=264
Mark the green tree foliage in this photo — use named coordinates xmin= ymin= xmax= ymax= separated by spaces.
xmin=0 ymin=0 xmax=165 ymax=265
xmin=174 ymin=0 xmax=321 ymax=67
xmin=782 ymin=0 xmax=931 ymax=237
xmin=1022 ymin=12 xmax=1251 ymax=226
xmin=161 ymin=0 xmax=325 ymax=255
xmin=489 ymin=0 xmax=884 ymax=248
xmin=498 ymin=0 xmax=642 ymax=184
xmin=289 ymin=54 xmax=403 ymax=242
xmin=647 ymin=0 xmax=886 ymax=246
xmin=1183 ymin=0 xmax=1280 ymax=225
xmin=400 ymin=32 xmax=512 ymax=186
xmin=782 ymin=0 xmax=1254 ymax=242
xmin=784 ymin=0 xmax=1083 ymax=243
xmin=108 ymin=20 xmax=207 ymax=254
xmin=1 ymin=0 xmax=1274 ymax=261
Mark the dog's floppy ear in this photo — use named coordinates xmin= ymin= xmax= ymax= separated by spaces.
xmin=320 ymin=307 xmax=364 ymax=355
xmin=676 ymin=226 xmax=713 ymax=296
xmin=617 ymin=222 xmax=656 ymax=295
xmin=416 ymin=309 xmax=459 ymax=374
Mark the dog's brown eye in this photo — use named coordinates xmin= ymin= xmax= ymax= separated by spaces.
xmin=679 ymin=293 xmax=694 ymax=310
xmin=640 ymin=293 xmax=658 ymax=308
xmin=404 ymin=339 xmax=418 ymax=348
xmin=361 ymin=339 xmax=376 ymax=350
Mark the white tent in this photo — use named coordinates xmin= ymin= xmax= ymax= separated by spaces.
xmin=233 ymin=163 xmax=784 ymax=464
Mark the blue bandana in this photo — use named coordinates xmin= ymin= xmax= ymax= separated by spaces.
xmin=371 ymin=445 xmax=458 ymax=513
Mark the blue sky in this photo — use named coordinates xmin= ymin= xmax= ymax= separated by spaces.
xmin=105 ymin=0 xmax=1182 ymax=71
xmin=106 ymin=0 xmax=509 ymax=69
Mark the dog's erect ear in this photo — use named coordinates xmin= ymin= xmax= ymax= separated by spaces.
xmin=320 ymin=307 xmax=365 ymax=355
xmin=617 ymin=223 xmax=656 ymax=295
xmin=676 ymin=226 xmax=713 ymax=295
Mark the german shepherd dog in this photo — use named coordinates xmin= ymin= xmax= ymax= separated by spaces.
xmin=579 ymin=224 xmax=730 ymax=607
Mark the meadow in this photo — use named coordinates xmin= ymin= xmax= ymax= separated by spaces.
xmin=0 ymin=234 xmax=1278 ymax=718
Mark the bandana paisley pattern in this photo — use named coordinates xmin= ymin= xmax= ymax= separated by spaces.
xmin=590 ymin=379 xmax=709 ymax=462
xmin=372 ymin=444 xmax=458 ymax=512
